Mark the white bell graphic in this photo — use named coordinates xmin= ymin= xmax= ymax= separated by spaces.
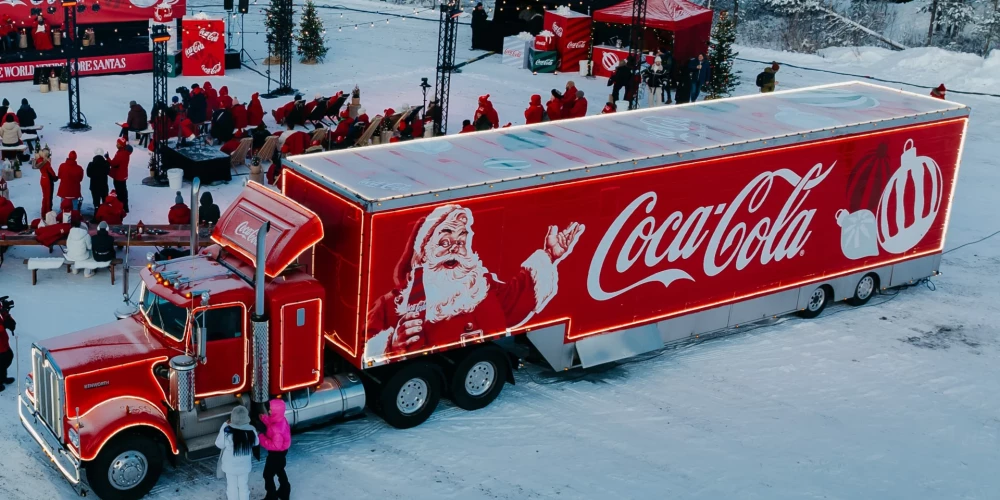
xmin=836 ymin=209 xmax=879 ymax=260
xmin=876 ymin=139 xmax=943 ymax=254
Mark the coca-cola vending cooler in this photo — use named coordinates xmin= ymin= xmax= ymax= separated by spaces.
xmin=543 ymin=10 xmax=592 ymax=73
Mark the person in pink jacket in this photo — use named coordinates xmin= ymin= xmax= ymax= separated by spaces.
xmin=259 ymin=398 xmax=291 ymax=500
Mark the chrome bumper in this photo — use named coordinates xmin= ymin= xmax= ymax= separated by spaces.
xmin=18 ymin=394 xmax=81 ymax=485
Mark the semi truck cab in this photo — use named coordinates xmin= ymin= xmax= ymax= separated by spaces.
xmin=19 ymin=183 xmax=367 ymax=499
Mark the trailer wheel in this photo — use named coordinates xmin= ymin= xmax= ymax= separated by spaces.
xmin=848 ymin=274 xmax=878 ymax=306
xmin=798 ymin=285 xmax=830 ymax=319
xmin=86 ymin=431 xmax=163 ymax=500
xmin=378 ymin=362 xmax=441 ymax=429
xmin=450 ymin=345 xmax=508 ymax=411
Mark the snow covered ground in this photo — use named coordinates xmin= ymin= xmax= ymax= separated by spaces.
xmin=0 ymin=1 xmax=999 ymax=498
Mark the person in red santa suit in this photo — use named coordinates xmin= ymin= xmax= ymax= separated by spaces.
xmin=203 ymin=81 xmax=219 ymax=116
xmin=247 ymin=93 xmax=264 ymax=127
xmin=569 ymin=90 xmax=588 ymax=119
xmin=32 ymin=15 xmax=54 ymax=51
xmin=107 ymin=138 xmax=132 ymax=213
xmin=545 ymin=91 xmax=563 ymax=121
xmin=559 ymin=81 xmax=578 ymax=117
xmin=231 ymin=97 xmax=248 ymax=131
xmin=218 ymin=86 xmax=233 ymax=110
xmin=57 ymin=150 xmax=84 ymax=209
xmin=220 ymin=129 xmax=244 ymax=155
xmin=459 ymin=120 xmax=476 ymax=133
xmin=365 ymin=204 xmax=585 ymax=359
xmin=95 ymin=191 xmax=126 ymax=225
xmin=329 ymin=110 xmax=354 ymax=144
xmin=524 ymin=95 xmax=544 ymax=124
xmin=601 ymin=100 xmax=616 ymax=114
xmin=472 ymin=95 xmax=499 ymax=131
xmin=37 ymin=148 xmax=57 ymax=217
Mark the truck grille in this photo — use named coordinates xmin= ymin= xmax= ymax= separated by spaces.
xmin=31 ymin=347 xmax=65 ymax=441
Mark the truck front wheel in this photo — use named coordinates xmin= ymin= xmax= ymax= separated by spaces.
xmin=378 ymin=362 xmax=442 ymax=429
xmin=450 ymin=345 xmax=508 ymax=411
xmin=86 ymin=431 xmax=163 ymax=500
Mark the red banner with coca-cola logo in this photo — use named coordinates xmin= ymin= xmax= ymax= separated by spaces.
xmin=543 ymin=10 xmax=592 ymax=73
xmin=358 ymin=119 xmax=964 ymax=361
xmin=0 ymin=0 xmax=185 ymax=27
xmin=181 ymin=17 xmax=224 ymax=77
xmin=591 ymin=45 xmax=654 ymax=78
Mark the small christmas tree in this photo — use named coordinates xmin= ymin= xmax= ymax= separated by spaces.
xmin=296 ymin=0 xmax=328 ymax=64
xmin=706 ymin=11 xmax=740 ymax=100
xmin=264 ymin=0 xmax=292 ymax=64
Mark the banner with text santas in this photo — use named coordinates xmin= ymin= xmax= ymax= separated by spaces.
xmin=543 ymin=10 xmax=592 ymax=72
xmin=359 ymin=119 xmax=964 ymax=361
xmin=181 ymin=16 xmax=224 ymax=77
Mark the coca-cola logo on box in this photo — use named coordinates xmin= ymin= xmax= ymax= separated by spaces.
xmin=363 ymin=120 xmax=963 ymax=352
xmin=565 ymin=40 xmax=587 ymax=50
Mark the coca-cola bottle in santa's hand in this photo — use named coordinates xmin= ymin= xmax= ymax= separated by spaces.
xmin=392 ymin=266 xmax=427 ymax=355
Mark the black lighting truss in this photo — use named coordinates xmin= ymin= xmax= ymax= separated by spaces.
xmin=433 ymin=2 xmax=460 ymax=135
xmin=264 ymin=0 xmax=294 ymax=97
xmin=62 ymin=1 xmax=89 ymax=131
xmin=628 ymin=0 xmax=648 ymax=110
xmin=151 ymin=24 xmax=170 ymax=179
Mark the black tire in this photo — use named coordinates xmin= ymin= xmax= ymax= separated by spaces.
xmin=86 ymin=431 xmax=163 ymax=500
xmin=847 ymin=274 xmax=878 ymax=306
xmin=377 ymin=361 xmax=441 ymax=429
xmin=449 ymin=345 xmax=508 ymax=411
xmin=798 ymin=285 xmax=830 ymax=319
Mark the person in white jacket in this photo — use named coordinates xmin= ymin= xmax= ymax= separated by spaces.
xmin=216 ymin=405 xmax=259 ymax=500
xmin=65 ymin=223 xmax=94 ymax=277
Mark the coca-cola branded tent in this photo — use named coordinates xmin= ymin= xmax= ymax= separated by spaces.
xmin=593 ymin=0 xmax=712 ymax=63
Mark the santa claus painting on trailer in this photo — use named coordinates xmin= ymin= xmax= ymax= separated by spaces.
xmin=365 ymin=204 xmax=585 ymax=360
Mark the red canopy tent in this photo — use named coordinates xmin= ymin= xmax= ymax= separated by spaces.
xmin=593 ymin=0 xmax=713 ymax=64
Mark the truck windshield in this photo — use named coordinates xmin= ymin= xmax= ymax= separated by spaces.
xmin=140 ymin=286 xmax=188 ymax=341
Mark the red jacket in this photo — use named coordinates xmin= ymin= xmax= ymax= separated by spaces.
xmin=331 ymin=117 xmax=354 ymax=143
xmin=231 ymin=103 xmax=248 ymax=130
xmin=560 ymin=87 xmax=578 ymax=117
xmin=218 ymin=86 xmax=233 ymax=110
xmin=411 ymin=118 xmax=424 ymax=138
xmin=167 ymin=203 xmax=191 ymax=225
xmin=474 ymin=102 xmax=499 ymax=129
xmin=247 ymin=93 xmax=264 ymax=126
xmin=546 ymin=98 xmax=562 ymax=121
xmin=220 ymin=137 xmax=241 ymax=155
xmin=56 ymin=159 xmax=83 ymax=199
xmin=180 ymin=118 xmax=197 ymax=139
xmin=524 ymin=95 xmax=544 ymax=124
xmin=460 ymin=124 xmax=476 ymax=133
xmin=108 ymin=147 xmax=132 ymax=181
xmin=570 ymin=97 xmax=588 ymax=119
xmin=204 ymin=83 xmax=219 ymax=115
xmin=95 ymin=194 xmax=126 ymax=224
xmin=38 ymin=159 xmax=56 ymax=190
xmin=601 ymin=103 xmax=616 ymax=114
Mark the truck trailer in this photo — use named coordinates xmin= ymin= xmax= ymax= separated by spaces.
xmin=19 ymin=82 xmax=968 ymax=499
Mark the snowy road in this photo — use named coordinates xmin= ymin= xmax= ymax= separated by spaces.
xmin=0 ymin=0 xmax=998 ymax=498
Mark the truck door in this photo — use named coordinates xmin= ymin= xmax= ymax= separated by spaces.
xmin=194 ymin=304 xmax=248 ymax=396
xmin=278 ymin=299 xmax=323 ymax=391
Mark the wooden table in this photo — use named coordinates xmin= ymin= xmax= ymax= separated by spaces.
xmin=0 ymin=224 xmax=212 ymax=248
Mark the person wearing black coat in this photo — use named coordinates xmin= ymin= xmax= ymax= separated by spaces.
xmin=471 ymin=3 xmax=488 ymax=50
xmin=16 ymin=99 xmax=36 ymax=127
xmin=609 ymin=60 xmax=633 ymax=102
xmin=188 ymin=88 xmax=208 ymax=124
xmin=210 ymin=108 xmax=236 ymax=144
xmin=92 ymin=221 xmax=115 ymax=262
xmin=674 ymin=68 xmax=692 ymax=105
xmin=0 ymin=98 xmax=8 ymax=119
xmin=656 ymin=49 xmax=674 ymax=104
xmin=199 ymin=191 xmax=221 ymax=226
xmin=250 ymin=123 xmax=271 ymax=150
xmin=86 ymin=150 xmax=111 ymax=210
xmin=285 ymin=101 xmax=306 ymax=128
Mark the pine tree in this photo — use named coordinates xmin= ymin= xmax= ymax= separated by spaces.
xmin=706 ymin=11 xmax=740 ymax=99
xmin=296 ymin=0 xmax=328 ymax=64
xmin=264 ymin=0 xmax=292 ymax=64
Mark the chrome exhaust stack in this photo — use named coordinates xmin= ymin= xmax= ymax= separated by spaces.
xmin=251 ymin=222 xmax=270 ymax=404
xmin=190 ymin=177 xmax=200 ymax=253
xmin=169 ymin=355 xmax=196 ymax=412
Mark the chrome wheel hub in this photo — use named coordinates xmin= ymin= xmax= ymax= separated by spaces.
xmin=108 ymin=451 xmax=148 ymax=490
xmin=464 ymin=361 xmax=496 ymax=397
xmin=807 ymin=288 xmax=826 ymax=311
xmin=396 ymin=378 xmax=429 ymax=415
xmin=857 ymin=276 xmax=875 ymax=300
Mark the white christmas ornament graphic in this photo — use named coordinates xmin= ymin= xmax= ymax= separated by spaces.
xmin=837 ymin=139 xmax=943 ymax=259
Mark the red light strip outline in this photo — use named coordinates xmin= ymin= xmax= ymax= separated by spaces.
xmin=138 ymin=275 xmax=191 ymax=348
xmin=63 ymin=356 xmax=171 ymax=416
xmin=278 ymin=298 xmax=325 ymax=391
xmin=210 ymin=181 xmax=325 ymax=278
xmin=83 ymin=422 xmax=180 ymax=462
xmin=282 ymin=169 xmax=364 ymax=360
xmin=69 ymin=395 xmax=179 ymax=461
xmin=191 ymin=301 xmax=250 ymax=398
xmin=361 ymin=117 xmax=968 ymax=363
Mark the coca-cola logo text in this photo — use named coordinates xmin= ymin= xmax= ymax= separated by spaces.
xmin=202 ymin=62 xmax=222 ymax=75
xmin=503 ymin=48 xmax=522 ymax=58
xmin=552 ymin=22 xmax=564 ymax=37
xmin=199 ymin=27 xmax=219 ymax=42
xmin=184 ymin=41 xmax=204 ymax=58
xmin=534 ymin=58 xmax=554 ymax=66
xmin=588 ymin=163 xmax=833 ymax=300
xmin=566 ymin=40 xmax=587 ymax=49
xmin=234 ymin=220 xmax=260 ymax=246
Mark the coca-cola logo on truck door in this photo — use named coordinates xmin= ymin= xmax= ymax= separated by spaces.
xmin=362 ymin=120 xmax=963 ymax=358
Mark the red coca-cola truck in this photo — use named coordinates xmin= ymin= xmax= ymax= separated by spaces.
xmin=20 ymin=82 xmax=968 ymax=499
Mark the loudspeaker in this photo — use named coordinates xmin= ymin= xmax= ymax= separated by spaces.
xmin=238 ymin=0 xmax=249 ymax=13
xmin=224 ymin=0 xmax=233 ymax=10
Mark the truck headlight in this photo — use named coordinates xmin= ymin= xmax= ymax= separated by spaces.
xmin=67 ymin=426 xmax=80 ymax=449
xmin=23 ymin=374 xmax=33 ymax=399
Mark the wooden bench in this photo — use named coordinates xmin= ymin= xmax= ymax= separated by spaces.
xmin=21 ymin=133 xmax=39 ymax=153
xmin=24 ymin=257 xmax=123 ymax=285
xmin=137 ymin=128 xmax=153 ymax=147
